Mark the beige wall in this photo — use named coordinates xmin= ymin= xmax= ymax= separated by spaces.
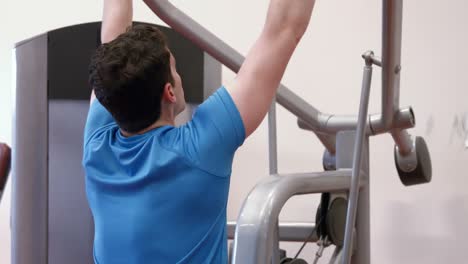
xmin=1 ymin=0 xmax=467 ymax=263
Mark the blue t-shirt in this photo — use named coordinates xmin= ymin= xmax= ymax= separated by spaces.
xmin=82 ymin=87 xmax=245 ymax=264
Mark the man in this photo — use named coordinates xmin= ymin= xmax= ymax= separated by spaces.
xmin=83 ymin=0 xmax=316 ymax=263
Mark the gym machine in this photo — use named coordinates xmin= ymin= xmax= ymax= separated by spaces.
xmin=142 ymin=0 xmax=432 ymax=263
xmin=11 ymin=0 xmax=432 ymax=263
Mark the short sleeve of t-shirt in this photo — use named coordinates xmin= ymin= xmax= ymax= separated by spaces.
xmin=84 ymin=99 xmax=115 ymax=145
xmin=182 ymin=86 xmax=245 ymax=177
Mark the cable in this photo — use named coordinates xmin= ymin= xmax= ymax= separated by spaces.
xmin=293 ymin=214 xmax=325 ymax=260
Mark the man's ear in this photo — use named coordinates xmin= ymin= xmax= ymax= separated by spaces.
xmin=162 ymin=83 xmax=177 ymax=103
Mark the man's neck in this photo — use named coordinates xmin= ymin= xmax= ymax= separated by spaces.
xmin=120 ymin=106 xmax=177 ymax=137
xmin=120 ymin=117 xmax=175 ymax=138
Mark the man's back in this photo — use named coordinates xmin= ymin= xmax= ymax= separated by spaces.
xmin=83 ymin=87 xmax=245 ymax=263
xmin=86 ymin=0 xmax=315 ymax=262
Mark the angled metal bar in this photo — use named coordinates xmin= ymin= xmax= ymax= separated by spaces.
xmin=143 ymin=0 xmax=415 ymax=147
xmin=298 ymin=106 xmax=414 ymax=136
xmin=341 ymin=55 xmax=373 ymax=264
xmin=143 ymin=0 xmax=337 ymax=152
xmin=391 ymin=129 xmax=413 ymax=155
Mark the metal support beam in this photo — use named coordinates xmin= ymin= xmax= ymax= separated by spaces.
xmin=227 ymin=221 xmax=318 ymax=242
xmin=268 ymin=100 xmax=278 ymax=174
xmin=232 ymin=170 xmax=356 ymax=264
xmin=381 ymin=0 xmax=403 ymax=130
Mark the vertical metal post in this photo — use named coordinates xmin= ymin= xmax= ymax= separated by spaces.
xmin=271 ymin=219 xmax=280 ymax=264
xmin=352 ymin=140 xmax=370 ymax=264
xmin=382 ymin=0 xmax=414 ymax=160
xmin=268 ymin=98 xmax=278 ymax=175
xmin=268 ymin=99 xmax=280 ymax=263
xmin=12 ymin=36 xmax=49 ymax=264
xmin=329 ymin=247 xmax=343 ymax=264
xmin=342 ymin=56 xmax=373 ymax=264
xmin=381 ymin=0 xmax=403 ymax=129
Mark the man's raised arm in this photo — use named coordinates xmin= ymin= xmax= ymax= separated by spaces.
xmin=101 ymin=0 xmax=133 ymax=43
xmin=226 ymin=0 xmax=316 ymax=137
xmin=90 ymin=0 xmax=133 ymax=103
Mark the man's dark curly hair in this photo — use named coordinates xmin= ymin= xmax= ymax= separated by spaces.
xmin=89 ymin=24 xmax=174 ymax=133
